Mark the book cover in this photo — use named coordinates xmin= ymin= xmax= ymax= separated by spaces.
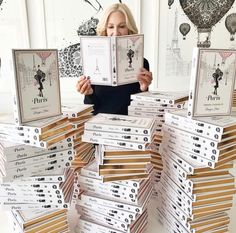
xmin=80 ymin=34 xmax=144 ymax=86
xmin=188 ymin=48 xmax=236 ymax=117
xmin=12 ymin=49 xmax=62 ymax=125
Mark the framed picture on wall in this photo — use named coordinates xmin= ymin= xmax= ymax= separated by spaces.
xmin=12 ymin=49 xmax=62 ymax=125
xmin=156 ymin=1 xmax=236 ymax=92
xmin=188 ymin=48 xmax=236 ymax=117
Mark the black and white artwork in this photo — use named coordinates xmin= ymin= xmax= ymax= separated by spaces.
xmin=157 ymin=0 xmax=236 ymax=92
xmin=44 ymin=0 xmax=139 ymax=78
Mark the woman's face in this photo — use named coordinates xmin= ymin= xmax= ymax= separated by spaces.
xmin=106 ymin=11 xmax=129 ymax=36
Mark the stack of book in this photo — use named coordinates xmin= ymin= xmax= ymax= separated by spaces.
xmin=0 ymin=138 xmax=74 ymax=182
xmin=10 ymin=208 xmax=69 ymax=233
xmin=128 ymin=91 xmax=188 ymax=188
xmin=62 ymin=104 xmax=95 ymax=169
xmin=156 ymin=109 xmax=236 ymax=233
xmin=233 ymin=89 xmax=236 ymax=109
xmin=75 ymin=113 xmax=155 ymax=232
xmin=82 ymin=113 xmax=155 ymax=181
xmin=96 ymin=144 xmax=151 ymax=182
xmin=0 ymin=104 xmax=96 ymax=210
xmin=0 ymin=114 xmax=77 ymax=148
xmin=76 ymin=160 xmax=153 ymax=233
xmin=82 ymin=113 xmax=155 ymax=151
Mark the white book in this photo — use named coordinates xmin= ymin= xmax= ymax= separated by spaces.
xmin=130 ymin=100 xmax=186 ymax=109
xmin=188 ymin=48 xmax=236 ymax=117
xmin=62 ymin=103 xmax=93 ymax=118
xmin=12 ymin=49 xmax=62 ymax=125
xmin=80 ymin=34 xmax=144 ymax=86
xmin=82 ymin=134 xmax=147 ymax=151
xmin=165 ymin=109 xmax=236 ymax=142
xmin=131 ymin=91 xmax=188 ymax=104
xmin=84 ymin=113 xmax=155 ymax=136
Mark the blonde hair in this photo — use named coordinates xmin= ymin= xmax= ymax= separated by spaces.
xmin=96 ymin=3 xmax=138 ymax=36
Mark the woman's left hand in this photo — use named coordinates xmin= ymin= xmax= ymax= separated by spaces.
xmin=137 ymin=68 xmax=153 ymax=91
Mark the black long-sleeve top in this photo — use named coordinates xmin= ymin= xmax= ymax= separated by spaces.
xmin=84 ymin=58 xmax=149 ymax=115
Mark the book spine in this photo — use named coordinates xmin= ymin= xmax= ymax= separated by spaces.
xmin=84 ymin=122 xmax=152 ymax=136
xmin=12 ymin=91 xmax=22 ymax=126
xmin=2 ymin=137 xmax=73 ymax=158
xmin=79 ymin=182 xmax=138 ymax=204
xmin=0 ymin=194 xmax=65 ymax=206
xmin=156 ymin=207 xmax=190 ymax=233
xmin=161 ymin=141 xmax=215 ymax=168
xmin=78 ymin=217 xmax=123 ymax=233
xmin=160 ymin=145 xmax=194 ymax=175
xmin=159 ymin=178 xmax=193 ymax=215
xmin=78 ymin=199 xmax=135 ymax=224
xmin=0 ymin=203 xmax=68 ymax=211
xmin=161 ymin=153 xmax=189 ymax=180
xmin=162 ymin=169 xmax=193 ymax=199
xmin=130 ymin=95 xmax=176 ymax=104
xmin=130 ymin=100 xmax=186 ymax=109
xmin=81 ymin=193 xmax=142 ymax=214
xmin=112 ymin=37 xmax=117 ymax=86
xmin=5 ymin=149 xmax=73 ymax=169
xmin=162 ymin=124 xmax=220 ymax=162
xmin=187 ymin=47 xmax=200 ymax=118
xmin=165 ymin=111 xmax=223 ymax=141
xmin=83 ymin=130 xmax=152 ymax=143
xmin=78 ymin=206 xmax=129 ymax=232
xmin=82 ymin=135 xmax=146 ymax=151
xmin=4 ymin=159 xmax=71 ymax=181
xmin=78 ymin=175 xmax=138 ymax=194
xmin=128 ymin=110 xmax=165 ymax=120
xmin=157 ymin=192 xmax=189 ymax=224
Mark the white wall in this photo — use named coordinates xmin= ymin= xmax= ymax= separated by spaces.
xmin=140 ymin=0 xmax=159 ymax=91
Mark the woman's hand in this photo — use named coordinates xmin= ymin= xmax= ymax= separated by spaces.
xmin=137 ymin=68 xmax=153 ymax=92
xmin=76 ymin=75 xmax=93 ymax=95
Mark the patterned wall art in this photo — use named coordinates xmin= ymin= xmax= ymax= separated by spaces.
xmin=43 ymin=0 xmax=140 ymax=78
xmin=157 ymin=0 xmax=236 ymax=92
xmin=0 ymin=0 xmax=29 ymax=83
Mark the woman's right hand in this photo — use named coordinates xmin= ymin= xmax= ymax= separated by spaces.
xmin=76 ymin=75 xmax=93 ymax=95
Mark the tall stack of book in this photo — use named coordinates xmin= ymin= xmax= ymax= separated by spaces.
xmin=76 ymin=113 xmax=155 ymax=232
xmin=76 ymin=160 xmax=153 ymax=233
xmin=82 ymin=113 xmax=155 ymax=180
xmin=0 ymin=49 xmax=96 ymax=232
xmin=156 ymin=110 xmax=236 ymax=233
xmin=0 ymin=134 xmax=75 ymax=208
xmin=128 ymin=91 xmax=188 ymax=188
xmin=62 ymin=103 xmax=95 ymax=170
xmin=156 ymin=47 xmax=236 ymax=232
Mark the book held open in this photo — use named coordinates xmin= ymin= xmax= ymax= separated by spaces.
xmin=80 ymin=34 xmax=144 ymax=86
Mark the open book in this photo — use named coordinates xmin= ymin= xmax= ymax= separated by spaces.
xmin=80 ymin=34 xmax=144 ymax=86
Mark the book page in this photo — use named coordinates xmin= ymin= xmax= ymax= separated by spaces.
xmin=81 ymin=36 xmax=112 ymax=85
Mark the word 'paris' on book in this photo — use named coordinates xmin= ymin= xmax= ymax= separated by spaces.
xmin=80 ymin=34 xmax=144 ymax=86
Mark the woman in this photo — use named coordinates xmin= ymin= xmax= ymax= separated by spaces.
xmin=76 ymin=3 xmax=152 ymax=115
